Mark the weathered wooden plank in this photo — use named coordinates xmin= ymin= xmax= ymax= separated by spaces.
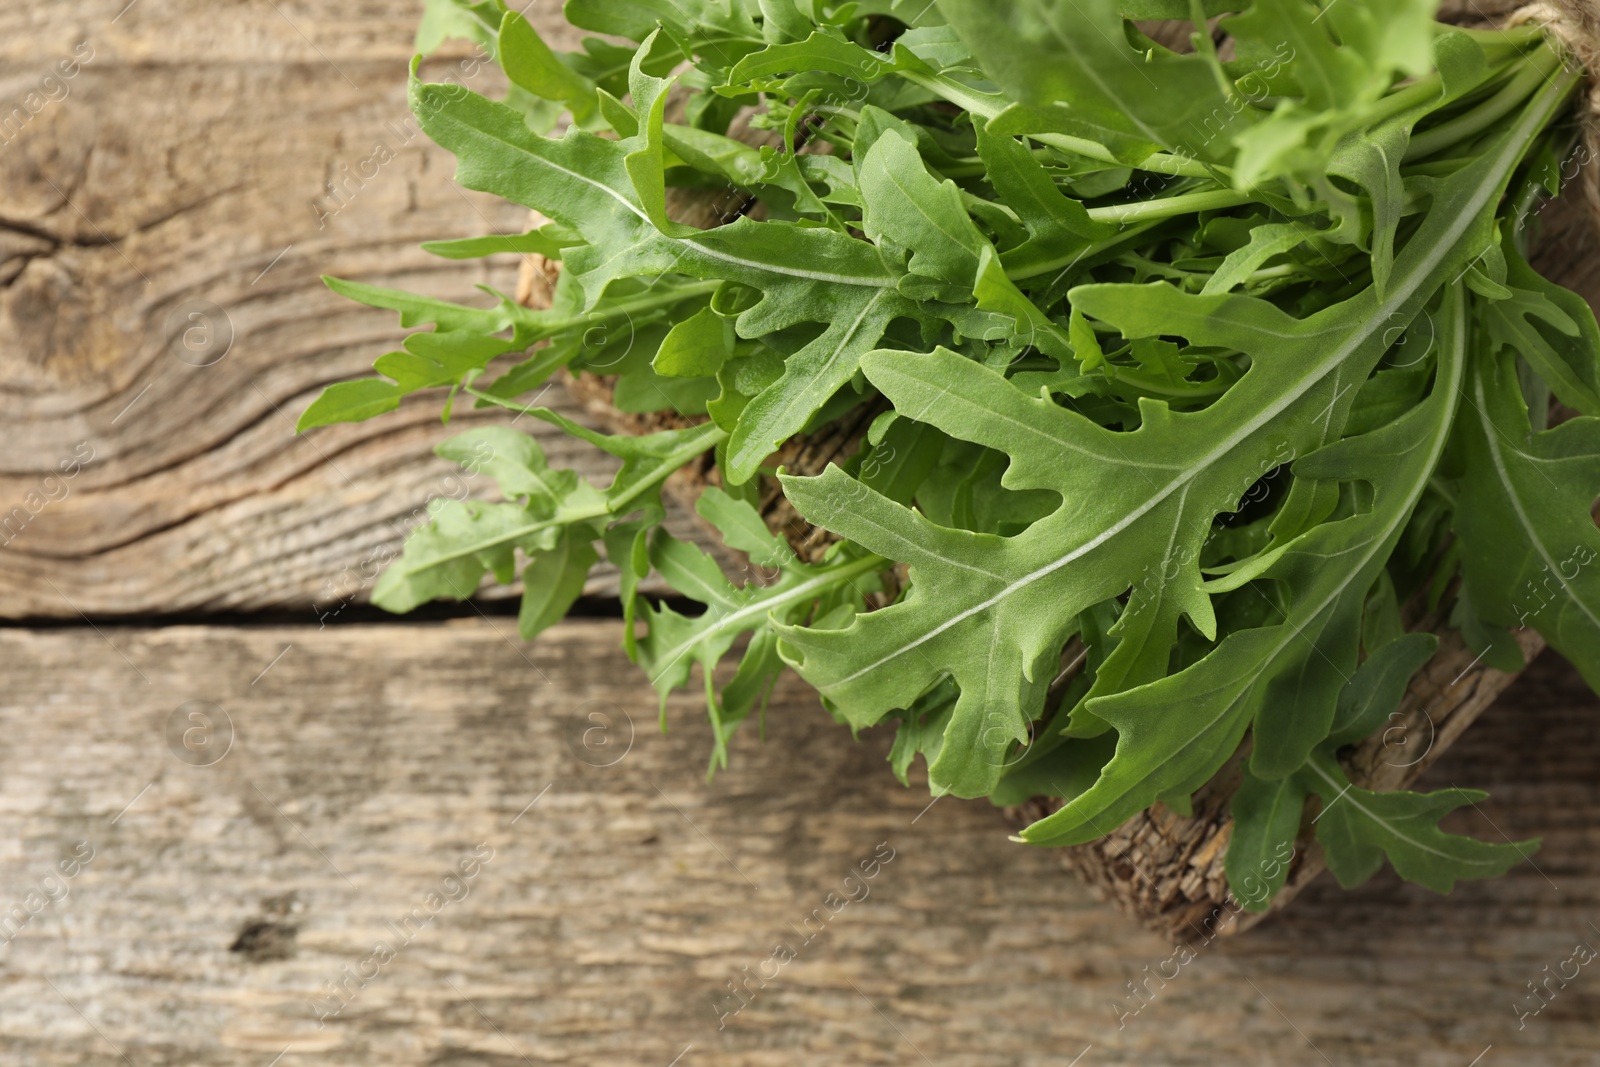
xmin=0 ymin=620 xmax=1595 ymax=1065
xmin=4 ymin=0 xmax=1599 ymax=630
xmin=0 ymin=2 xmax=714 ymax=620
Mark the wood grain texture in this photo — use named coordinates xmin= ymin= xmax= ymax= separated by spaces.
xmin=0 ymin=619 xmax=1595 ymax=1066
xmin=0 ymin=1 xmax=721 ymax=621
xmin=0 ymin=0 xmax=1595 ymax=625
xmin=0 ymin=3 xmax=1598 ymax=1063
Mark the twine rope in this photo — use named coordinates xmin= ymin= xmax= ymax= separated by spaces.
xmin=1509 ymin=0 xmax=1600 ymax=230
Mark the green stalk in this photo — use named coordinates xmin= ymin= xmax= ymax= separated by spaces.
xmin=646 ymin=552 xmax=890 ymax=685
xmin=1085 ymin=187 xmax=1254 ymax=224
xmin=1004 ymin=216 xmax=1169 ymax=282
xmin=395 ymin=498 xmax=609 ymax=574
xmin=515 ymin=278 xmax=722 ymax=336
xmin=965 ymin=184 xmax=1251 ymax=227
xmin=1406 ymin=40 xmax=1564 ymax=160
xmin=396 ymin=389 xmax=730 ymax=574
xmin=939 ymin=147 xmax=1060 ymax=179
xmin=1358 ymin=50 xmax=1525 ymax=132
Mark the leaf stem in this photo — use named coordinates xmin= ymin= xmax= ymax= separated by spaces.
xmin=1085 ymin=187 xmax=1254 ymax=224
xmin=1406 ymin=41 xmax=1563 ymax=160
xmin=400 ymin=392 xmax=730 ymax=576
xmin=1005 ymin=217 xmax=1168 ymax=282
xmin=466 ymin=387 xmax=727 ymax=511
xmin=646 ymin=552 xmax=889 ymax=681
xmin=396 ymin=501 xmax=610 ymax=576
xmin=517 ymin=278 xmax=722 ymax=337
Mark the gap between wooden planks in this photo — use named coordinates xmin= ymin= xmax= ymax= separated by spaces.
xmin=0 ymin=1 xmax=1592 ymax=1062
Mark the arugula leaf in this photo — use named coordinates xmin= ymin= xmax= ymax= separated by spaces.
xmin=499 ymin=10 xmax=599 ymax=125
xmin=1453 ymin=342 xmax=1600 ymax=691
xmin=1225 ymin=769 xmax=1304 ymax=910
xmin=934 ymin=0 xmax=1239 ymax=165
xmin=784 ymin=70 xmax=1572 ymax=802
xmin=1326 ymin=632 xmax=1440 ymax=747
xmin=519 ymin=530 xmax=601 ymax=639
xmin=297 ymin=275 xmax=689 ymax=431
xmin=421 ymin=227 xmax=579 ymax=260
xmin=417 ymin=0 xmax=501 ymax=53
xmin=1024 ymin=282 xmax=1468 ymax=841
xmin=631 ymin=485 xmax=884 ymax=772
xmin=306 ymin=0 xmax=1595 ymax=911
xmin=1225 ymin=628 xmax=1437 ymax=910
xmin=373 ymin=415 xmax=725 ymax=629
xmin=407 ymin=68 xmax=920 ymax=483
xmin=1305 ymin=753 xmax=1536 ymax=893
xmin=1484 ymin=223 xmax=1600 ymax=416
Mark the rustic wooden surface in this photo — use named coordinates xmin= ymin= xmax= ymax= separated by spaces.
xmin=0 ymin=621 xmax=1595 ymax=1067
xmin=2 ymin=1 xmax=1599 ymax=1065
xmin=1 ymin=0 xmax=1596 ymax=621
xmin=0 ymin=0 xmax=721 ymax=621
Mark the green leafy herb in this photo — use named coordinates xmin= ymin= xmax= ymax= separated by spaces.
xmin=304 ymin=0 xmax=1593 ymax=908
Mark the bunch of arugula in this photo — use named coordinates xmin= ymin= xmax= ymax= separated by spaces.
xmin=302 ymin=0 xmax=1600 ymax=909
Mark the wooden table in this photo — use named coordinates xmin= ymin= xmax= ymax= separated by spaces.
xmin=1 ymin=3 xmax=1597 ymax=1064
